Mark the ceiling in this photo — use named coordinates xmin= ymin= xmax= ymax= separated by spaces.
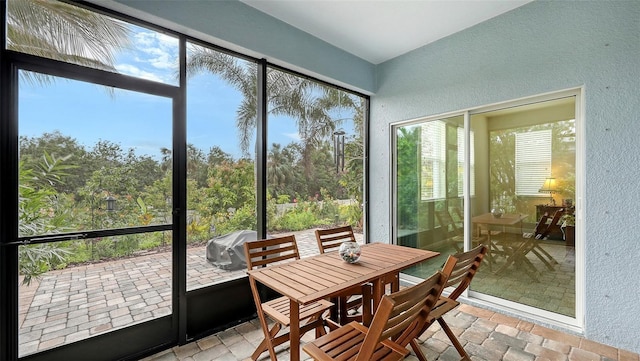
xmin=240 ymin=0 xmax=533 ymax=64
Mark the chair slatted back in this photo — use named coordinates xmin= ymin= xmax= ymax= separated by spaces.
xmin=315 ymin=226 xmax=356 ymax=254
xmin=356 ymin=270 xmax=449 ymax=361
xmin=531 ymin=214 xmax=550 ymax=238
xmin=394 ymin=246 xmax=487 ymax=358
xmin=536 ymin=208 xmax=564 ymax=239
xmin=244 ymin=235 xmax=300 ymax=269
xmin=446 ymin=244 xmax=487 ymax=300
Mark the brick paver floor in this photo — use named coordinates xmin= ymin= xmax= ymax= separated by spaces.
xmin=17 ymin=229 xmax=360 ymax=356
xmin=17 ymin=229 xmax=639 ymax=360
xmin=141 ymin=303 xmax=640 ymax=361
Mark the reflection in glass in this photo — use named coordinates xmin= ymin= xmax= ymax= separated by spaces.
xmin=470 ymin=97 xmax=576 ymax=317
xmin=394 ymin=116 xmax=467 ymax=277
xmin=394 ymin=97 xmax=576 ymax=318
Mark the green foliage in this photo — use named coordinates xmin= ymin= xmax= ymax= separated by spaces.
xmin=187 ymin=217 xmax=211 ymax=243
xmin=16 ymin=70 xmax=366 ymax=275
xmin=271 ymin=204 xmax=326 ymax=232
xmin=214 ymin=205 xmax=257 ymax=235
xmin=561 ymin=213 xmax=575 ymax=227
xmin=340 ymin=203 xmax=363 ymax=228
xmin=396 ymin=126 xmax=420 ymax=229
xmin=19 ymin=244 xmax=70 ymax=286
xmin=18 ymin=152 xmax=74 ymax=285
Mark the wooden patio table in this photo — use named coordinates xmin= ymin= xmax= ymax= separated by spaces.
xmin=247 ymin=242 xmax=439 ymax=361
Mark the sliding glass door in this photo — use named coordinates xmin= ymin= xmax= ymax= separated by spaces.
xmin=392 ymin=91 xmax=579 ymax=326
xmin=469 ymin=96 xmax=577 ymax=320
xmin=394 ymin=115 xmax=468 ymax=277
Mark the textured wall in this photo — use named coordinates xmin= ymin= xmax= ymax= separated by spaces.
xmin=104 ymin=0 xmax=376 ymax=93
xmin=371 ymin=0 xmax=640 ymax=353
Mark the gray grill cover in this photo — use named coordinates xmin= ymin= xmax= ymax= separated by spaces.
xmin=206 ymin=230 xmax=256 ymax=271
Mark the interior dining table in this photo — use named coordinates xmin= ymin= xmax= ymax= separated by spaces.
xmin=246 ymin=242 xmax=439 ymax=361
xmin=472 ymin=212 xmax=529 ymax=274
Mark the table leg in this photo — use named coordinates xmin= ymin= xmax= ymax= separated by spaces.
xmin=289 ymin=299 xmax=300 ymax=361
xmin=369 ymin=272 xmax=399 ymax=326
xmin=372 ymin=278 xmax=384 ymax=323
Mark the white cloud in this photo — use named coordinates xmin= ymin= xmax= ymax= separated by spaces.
xmin=132 ymin=31 xmax=178 ymax=71
xmin=115 ymin=63 xmax=164 ymax=83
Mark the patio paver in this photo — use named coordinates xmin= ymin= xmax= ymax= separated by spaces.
xmin=16 ymin=229 xmax=639 ymax=360
xmin=142 ymin=303 xmax=639 ymax=361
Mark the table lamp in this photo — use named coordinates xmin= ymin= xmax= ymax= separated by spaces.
xmin=539 ymin=177 xmax=557 ymax=206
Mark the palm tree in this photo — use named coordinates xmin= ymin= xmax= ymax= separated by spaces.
xmin=267 ymin=143 xmax=295 ymax=198
xmin=186 ymin=46 xmax=353 ymax=169
xmin=8 ymin=0 xmax=131 ymax=283
xmin=6 ymin=0 xmax=130 ymax=83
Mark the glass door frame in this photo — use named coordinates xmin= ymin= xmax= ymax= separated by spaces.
xmin=1 ymin=47 xmax=183 ymax=361
xmin=390 ymin=87 xmax=584 ymax=332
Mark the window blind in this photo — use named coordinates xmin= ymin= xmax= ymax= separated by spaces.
xmin=515 ymin=129 xmax=552 ymax=196
xmin=420 ymin=121 xmax=446 ymax=200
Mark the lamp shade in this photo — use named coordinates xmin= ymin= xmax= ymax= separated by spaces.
xmin=539 ymin=177 xmax=557 ymax=193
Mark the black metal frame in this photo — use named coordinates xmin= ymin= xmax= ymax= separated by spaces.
xmin=0 ymin=1 xmax=370 ymax=360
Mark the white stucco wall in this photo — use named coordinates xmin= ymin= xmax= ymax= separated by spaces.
xmin=370 ymin=0 xmax=640 ymax=353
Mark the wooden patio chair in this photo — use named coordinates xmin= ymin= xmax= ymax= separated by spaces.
xmin=395 ymin=244 xmax=487 ymax=361
xmin=302 ymin=268 xmax=451 ymax=361
xmin=315 ymin=226 xmax=373 ymax=326
xmin=244 ymin=235 xmax=333 ymax=361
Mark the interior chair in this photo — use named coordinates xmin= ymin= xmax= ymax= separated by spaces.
xmin=436 ymin=209 xmax=491 ymax=266
xmin=521 ymin=209 xmax=561 ymax=270
xmin=302 ymin=268 xmax=451 ymax=361
xmin=453 ymin=207 xmax=500 ymax=239
xmin=453 ymin=207 xmax=501 ymax=266
xmin=395 ymin=244 xmax=487 ymax=361
xmin=244 ymin=235 xmax=333 ymax=361
xmin=435 ymin=209 xmax=465 ymax=252
xmin=315 ymin=226 xmax=373 ymax=326
xmin=493 ymin=212 xmax=556 ymax=282
xmin=496 ymin=209 xmax=562 ymax=280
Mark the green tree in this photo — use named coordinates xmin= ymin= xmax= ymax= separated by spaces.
xmin=18 ymin=152 xmax=73 ymax=285
xmin=20 ymin=131 xmax=89 ymax=194
xmin=186 ymin=48 xmax=349 ymax=170
xmin=267 ymin=143 xmax=295 ymax=198
xmin=207 ymin=145 xmax=233 ymax=166
xmin=197 ymin=158 xmax=256 ymax=234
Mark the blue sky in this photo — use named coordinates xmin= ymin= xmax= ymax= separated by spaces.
xmin=18 ymin=25 xmax=332 ymax=161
